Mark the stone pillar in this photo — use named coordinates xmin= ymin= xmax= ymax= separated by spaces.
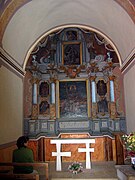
xmin=109 ymin=76 xmax=117 ymax=119
xmin=33 ymin=83 xmax=37 ymax=104
xmin=51 ymin=82 xmax=55 ymax=104
xmin=50 ymin=81 xmax=56 ymax=120
xmin=31 ymin=78 xmax=39 ymax=119
xmin=90 ymin=76 xmax=97 ymax=118
xmin=110 ymin=77 xmax=115 ymax=102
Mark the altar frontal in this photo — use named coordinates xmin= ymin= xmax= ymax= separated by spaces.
xmin=51 ymin=138 xmax=95 ymax=171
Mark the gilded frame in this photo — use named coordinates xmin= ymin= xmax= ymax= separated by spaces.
xmin=56 ymin=79 xmax=90 ymax=119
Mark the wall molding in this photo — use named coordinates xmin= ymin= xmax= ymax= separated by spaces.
xmin=0 ymin=47 xmax=25 ymax=78
xmin=0 ymin=141 xmax=16 ymax=150
xmin=121 ymin=50 xmax=135 ymax=74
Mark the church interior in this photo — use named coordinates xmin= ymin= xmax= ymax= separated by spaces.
xmin=0 ymin=0 xmax=135 ymax=179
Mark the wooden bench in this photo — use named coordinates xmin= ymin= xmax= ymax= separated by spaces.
xmin=0 ymin=162 xmax=49 ymax=180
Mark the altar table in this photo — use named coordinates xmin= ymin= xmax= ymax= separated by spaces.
xmin=51 ymin=138 xmax=95 ymax=171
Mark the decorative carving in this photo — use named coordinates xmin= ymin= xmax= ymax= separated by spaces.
xmin=90 ymin=76 xmax=96 ymax=81
xmin=92 ymin=103 xmax=97 ymax=118
xmin=110 ymin=102 xmax=117 ymax=119
xmin=30 ymin=77 xmax=39 ymax=84
xmin=31 ymin=104 xmax=38 ymax=119
xmin=59 ymin=65 xmax=85 ymax=78
xmin=48 ymin=64 xmax=58 ymax=82
xmin=86 ymin=62 xmax=98 ymax=75
xmin=109 ymin=75 xmax=115 ymax=81
xmin=50 ymin=104 xmax=56 ymax=120
xmin=24 ymin=27 xmax=123 ymax=130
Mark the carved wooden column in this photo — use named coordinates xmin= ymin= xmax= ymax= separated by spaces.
xmin=90 ymin=76 xmax=97 ymax=118
xmin=31 ymin=77 xmax=39 ymax=119
xmin=109 ymin=76 xmax=117 ymax=119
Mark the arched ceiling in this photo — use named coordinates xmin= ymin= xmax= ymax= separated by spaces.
xmin=0 ymin=0 xmax=135 ymax=72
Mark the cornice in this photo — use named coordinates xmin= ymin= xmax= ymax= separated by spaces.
xmin=121 ymin=49 xmax=135 ymax=74
xmin=0 ymin=47 xmax=25 ymax=77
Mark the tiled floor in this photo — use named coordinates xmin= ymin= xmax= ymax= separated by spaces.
xmin=48 ymin=161 xmax=118 ymax=180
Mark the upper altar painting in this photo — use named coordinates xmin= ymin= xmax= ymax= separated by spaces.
xmin=30 ymin=27 xmax=119 ymax=69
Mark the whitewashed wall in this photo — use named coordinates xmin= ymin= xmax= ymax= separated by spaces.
xmin=0 ymin=66 xmax=23 ymax=144
xmin=124 ymin=63 xmax=135 ymax=133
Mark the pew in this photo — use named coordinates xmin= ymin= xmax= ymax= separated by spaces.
xmin=0 ymin=162 xmax=49 ymax=180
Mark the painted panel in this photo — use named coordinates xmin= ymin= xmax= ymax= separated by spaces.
xmin=62 ymin=42 xmax=82 ymax=65
xmin=59 ymin=80 xmax=87 ymax=118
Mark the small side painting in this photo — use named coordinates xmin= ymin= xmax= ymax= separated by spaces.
xmin=39 ymin=101 xmax=49 ymax=114
xmin=97 ymin=80 xmax=107 ymax=96
xmin=59 ymin=81 xmax=87 ymax=118
xmin=39 ymin=82 xmax=49 ymax=97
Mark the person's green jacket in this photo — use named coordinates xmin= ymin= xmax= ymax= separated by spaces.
xmin=12 ymin=147 xmax=34 ymax=174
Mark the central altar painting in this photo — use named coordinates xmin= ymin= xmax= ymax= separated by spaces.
xmin=59 ymin=80 xmax=88 ymax=118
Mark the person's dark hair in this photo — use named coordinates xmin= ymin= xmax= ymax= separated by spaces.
xmin=16 ymin=136 xmax=29 ymax=149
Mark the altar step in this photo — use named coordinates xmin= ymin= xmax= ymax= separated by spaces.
xmin=52 ymin=178 xmax=117 ymax=180
xmin=49 ymin=161 xmax=118 ymax=180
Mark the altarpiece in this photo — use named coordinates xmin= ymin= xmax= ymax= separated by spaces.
xmin=24 ymin=27 xmax=126 ymax=138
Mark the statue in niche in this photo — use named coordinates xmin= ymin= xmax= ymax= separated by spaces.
xmin=97 ymin=80 xmax=107 ymax=96
xmin=98 ymin=96 xmax=108 ymax=113
xmin=39 ymin=82 xmax=49 ymax=97
xmin=39 ymin=101 xmax=49 ymax=114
